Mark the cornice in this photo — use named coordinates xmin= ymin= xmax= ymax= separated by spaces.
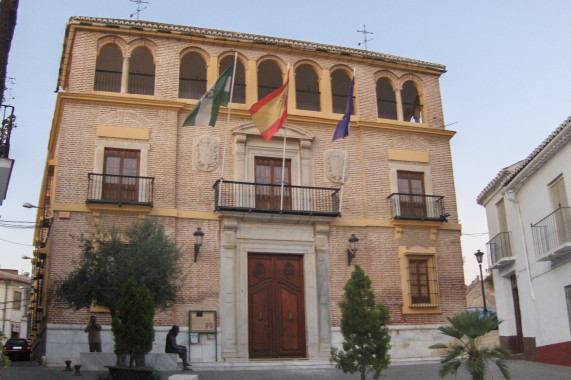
xmin=66 ymin=16 xmax=446 ymax=72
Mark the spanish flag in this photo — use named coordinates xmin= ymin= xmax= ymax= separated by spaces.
xmin=249 ymin=71 xmax=289 ymax=142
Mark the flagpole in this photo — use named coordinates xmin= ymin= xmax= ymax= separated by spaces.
xmin=219 ymin=53 xmax=238 ymax=203
xmin=338 ymin=68 xmax=356 ymax=213
xmin=279 ymin=66 xmax=290 ymax=212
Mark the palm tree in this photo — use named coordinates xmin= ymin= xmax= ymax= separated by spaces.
xmin=429 ymin=311 xmax=511 ymax=380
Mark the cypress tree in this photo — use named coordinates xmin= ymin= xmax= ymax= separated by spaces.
xmin=331 ymin=265 xmax=391 ymax=380
xmin=112 ymin=276 xmax=155 ymax=368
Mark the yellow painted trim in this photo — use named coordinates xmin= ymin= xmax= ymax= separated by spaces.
xmin=48 ymin=159 xmax=58 ymax=166
xmin=97 ymin=125 xmax=149 ymax=140
xmin=51 ymin=203 xmax=220 ymax=221
xmin=388 ymin=149 xmax=429 ymax=163
xmin=332 ymin=218 xmax=461 ymax=231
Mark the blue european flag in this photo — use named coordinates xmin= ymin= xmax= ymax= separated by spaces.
xmin=332 ymin=78 xmax=355 ymax=141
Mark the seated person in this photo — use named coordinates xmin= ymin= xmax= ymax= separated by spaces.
xmin=165 ymin=325 xmax=192 ymax=371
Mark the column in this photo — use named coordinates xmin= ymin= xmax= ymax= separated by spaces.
xmin=120 ymin=56 xmax=130 ymax=93
xmin=395 ymin=87 xmax=403 ymax=121
xmin=314 ymin=223 xmax=332 ymax=355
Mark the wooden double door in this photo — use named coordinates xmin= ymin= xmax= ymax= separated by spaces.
xmin=248 ymin=254 xmax=306 ymax=358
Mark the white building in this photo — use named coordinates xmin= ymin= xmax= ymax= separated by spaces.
xmin=0 ymin=269 xmax=31 ymax=340
xmin=477 ymin=116 xmax=571 ymax=366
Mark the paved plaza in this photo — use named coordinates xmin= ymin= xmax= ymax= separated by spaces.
xmin=2 ymin=359 xmax=571 ymax=380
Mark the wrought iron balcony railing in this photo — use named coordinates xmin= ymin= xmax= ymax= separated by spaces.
xmin=86 ymin=173 xmax=154 ymax=206
xmin=387 ymin=193 xmax=447 ymax=221
xmin=531 ymin=206 xmax=571 ymax=260
xmin=214 ymin=180 xmax=340 ymax=217
xmin=486 ymin=232 xmax=513 ymax=266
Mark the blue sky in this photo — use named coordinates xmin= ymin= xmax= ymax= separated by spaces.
xmin=1 ymin=0 xmax=570 ymax=285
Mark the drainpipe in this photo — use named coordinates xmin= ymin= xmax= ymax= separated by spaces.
xmin=505 ymin=190 xmax=535 ymax=300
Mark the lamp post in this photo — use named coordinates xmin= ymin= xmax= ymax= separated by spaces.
xmin=474 ymin=249 xmax=488 ymax=314
xmin=194 ymin=227 xmax=204 ymax=262
xmin=347 ymin=234 xmax=359 ymax=266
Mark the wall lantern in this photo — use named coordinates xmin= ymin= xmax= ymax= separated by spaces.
xmin=347 ymin=234 xmax=359 ymax=266
xmin=194 ymin=227 xmax=204 ymax=262
xmin=474 ymin=249 xmax=488 ymax=314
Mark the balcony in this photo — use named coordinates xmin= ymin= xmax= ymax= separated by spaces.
xmin=532 ymin=207 xmax=571 ymax=262
xmin=214 ymin=180 xmax=340 ymax=218
xmin=486 ymin=232 xmax=515 ymax=269
xmin=86 ymin=173 xmax=154 ymax=206
xmin=387 ymin=193 xmax=447 ymax=222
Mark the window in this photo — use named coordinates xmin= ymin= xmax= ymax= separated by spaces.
xmin=103 ymin=149 xmax=140 ymax=203
xmin=295 ymin=64 xmax=320 ymax=111
xmin=402 ymin=81 xmax=422 ymax=123
xmin=258 ymin=60 xmax=282 ymax=100
xmin=94 ymin=44 xmax=122 ymax=92
xmin=220 ymin=56 xmax=246 ymax=103
xmin=128 ymin=47 xmax=155 ymax=95
xmin=376 ymin=78 xmax=397 ymax=120
xmin=12 ymin=291 xmax=21 ymax=310
xmin=409 ymin=258 xmax=431 ymax=304
xmin=331 ymin=69 xmax=354 ymax=114
xmin=397 ymin=170 xmax=426 ymax=218
xmin=179 ymin=52 xmax=207 ymax=99
xmin=255 ymin=157 xmax=291 ymax=210
xmin=549 ymin=175 xmax=569 ymax=209
xmin=398 ymin=246 xmax=440 ymax=313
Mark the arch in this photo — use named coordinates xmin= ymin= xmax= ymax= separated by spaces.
xmin=257 ymin=59 xmax=284 ymax=100
xmin=126 ymin=38 xmax=158 ymax=61
xmin=128 ymin=46 xmax=155 ymax=95
xmin=376 ymin=77 xmax=397 ymax=120
xmin=374 ymin=70 xmax=399 ymax=88
xmin=295 ymin=63 xmax=320 ymax=111
xmin=398 ymin=73 xmax=424 ymax=88
xmin=401 ymin=80 xmax=423 ymax=123
xmin=330 ymin=68 xmax=354 ymax=114
xmin=96 ymin=110 xmax=151 ymax=128
xmin=179 ymin=51 xmax=207 ymax=99
xmin=94 ymin=43 xmax=123 ymax=92
xmin=219 ymin=54 xmax=246 ymax=103
xmin=96 ymin=36 xmax=127 ymax=56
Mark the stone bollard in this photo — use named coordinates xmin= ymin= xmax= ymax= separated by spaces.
xmin=73 ymin=364 xmax=83 ymax=376
xmin=64 ymin=360 xmax=73 ymax=371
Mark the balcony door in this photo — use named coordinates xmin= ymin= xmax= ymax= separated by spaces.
xmin=248 ymin=253 xmax=306 ymax=358
xmin=255 ymin=157 xmax=291 ymax=210
xmin=103 ymin=149 xmax=140 ymax=203
xmin=397 ymin=170 xmax=426 ymax=217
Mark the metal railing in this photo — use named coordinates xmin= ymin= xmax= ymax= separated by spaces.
xmin=332 ymin=94 xmax=355 ymax=114
xmin=0 ymin=105 xmax=16 ymax=158
xmin=86 ymin=173 xmax=154 ymax=206
xmin=179 ymin=78 xmax=206 ymax=99
xmin=296 ymin=89 xmax=321 ymax=111
xmin=403 ymin=102 xmax=423 ymax=123
xmin=531 ymin=207 xmax=571 ymax=258
xmin=387 ymin=193 xmax=446 ymax=221
xmin=377 ymin=99 xmax=398 ymax=120
xmin=214 ymin=180 xmax=340 ymax=217
xmin=486 ymin=232 xmax=513 ymax=265
xmin=94 ymin=70 xmax=121 ymax=92
xmin=128 ymin=73 xmax=155 ymax=95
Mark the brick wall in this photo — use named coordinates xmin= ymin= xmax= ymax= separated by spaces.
xmin=42 ymin=24 xmax=464 ymax=333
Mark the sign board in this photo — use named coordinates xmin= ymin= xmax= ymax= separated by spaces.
xmin=189 ymin=310 xmax=216 ymax=333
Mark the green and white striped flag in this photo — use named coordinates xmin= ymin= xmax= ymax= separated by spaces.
xmin=183 ymin=62 xmax=234 ymax=127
